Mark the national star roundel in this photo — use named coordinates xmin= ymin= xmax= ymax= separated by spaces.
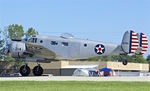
xmin=94 ymin=44 xmax=105 ymax=55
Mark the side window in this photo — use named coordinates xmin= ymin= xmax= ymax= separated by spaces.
xmin=51 ymin=41 xmax=58 ymax=45
xmin=62 ymin=42 xmax=68 ymax=46
xmin=84 ymin=43 xmax=87 ymax=47
xmin=40 ymin=40 xmax=43 ymax=43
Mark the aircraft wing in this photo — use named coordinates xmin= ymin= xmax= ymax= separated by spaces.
xmin=25 ymin=42 xmax=56 ymax=59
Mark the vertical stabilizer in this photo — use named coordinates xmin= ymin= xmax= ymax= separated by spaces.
xmin=121 ymin=30 xmax=139 ymax=54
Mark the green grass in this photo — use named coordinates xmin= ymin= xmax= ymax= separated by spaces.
xmin=0 ymin=81 xmax=150 ymax=91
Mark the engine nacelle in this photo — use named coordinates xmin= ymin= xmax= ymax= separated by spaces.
xmin=9 ymin=41 xmax=26 ymax=58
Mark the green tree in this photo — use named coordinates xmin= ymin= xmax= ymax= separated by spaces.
xmin=147 ymin=55 xmax=150 ymax=62
xmin=25 ymin=27 xmax=38 ymax=38
xmin=88 ymin=56 xmax=101 ymax=61
xmin=2 ymin=24 xmax=39 ymax=72
xmin=7 ymin=24 xmax=24 ymax=39
xmin=131 ymin=55 xmax=147 ymax=63
xmin=87 ymin=54 xmax=147 ymax=64
xmin=0 ymin=29 xmax=5 ymax=61
xmin=100 ymin=56 xmax=112 ymax=61
xmin=146 ymin=55 xmax=150 ymax=69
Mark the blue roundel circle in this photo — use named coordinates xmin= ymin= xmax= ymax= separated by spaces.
xmin=94 ymin=44 xmax=105 ymax=55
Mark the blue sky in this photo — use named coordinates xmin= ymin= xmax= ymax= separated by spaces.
xmin=0 ymin=0 xmax=150 ymax=57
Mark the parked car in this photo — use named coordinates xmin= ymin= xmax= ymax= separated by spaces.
xmin=72 ymin=68 xmax=99 ymax=77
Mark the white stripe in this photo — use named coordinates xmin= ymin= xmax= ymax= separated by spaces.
xmin=142 ymin=38 xmax=148 ymax=40
xmin=142 ymin=35 xmax=146 ymax=37
xmin=132 ymin=40 xmax=139 ymax=42
xmin=132 ymin=36 xmax=138 ymax=38
xmin=142 ymin=41 xmax=148 ymax=44
xmin=131 ymin=50 xmax=136 ymax=52
xmin=141 ymin=51 xmax=146 ymax=54
xmin=142 ymin=45 xmax=148 ymax=47
xmin=131 ymin=43 xmax=139 ymax=46
xmin=131 ymin=46 xmax=138 ymax=49
xmin=142 ymin=48 xmax=148 ymax=50
xmin=132 ymin=32 xmax=136 ymax=35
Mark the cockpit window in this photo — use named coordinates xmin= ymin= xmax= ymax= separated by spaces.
xmin=62 ymin=42 xmax=68 ymax=46
xmin=28 ymin=37 xmax=37 ymax=43
xmin=51 ymin=41 xmax=58 ymax=45
xmin=34 ymin=38 xmax=37 ymax=43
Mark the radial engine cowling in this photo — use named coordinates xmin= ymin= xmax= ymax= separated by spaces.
xmin=9 ymin=41 xmax=26 ymax=58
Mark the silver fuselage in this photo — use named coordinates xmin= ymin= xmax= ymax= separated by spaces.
xmin=29 ymin=35 xmax=121 ymax=60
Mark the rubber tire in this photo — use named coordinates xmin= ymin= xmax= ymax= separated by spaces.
xmin=33 ymin=66 xmax=43 ymax=76
xmin=20 ymin=65 xmax=31 ymax=76
xmin=122 ymin=60 xmax=128 ymax=65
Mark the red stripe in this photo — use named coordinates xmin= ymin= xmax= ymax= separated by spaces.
xmin=142 ymin=43 xmax=148 ymax=45
xmin=142 ymin=50 xmax=147 ymax=51
xmin=132 ymin=41 xmax=139 ymax=43
xmin=132 ymin=45 xmax=138 ymax=47
xmin=141 ymin=51 xmax=146 ymax=52
xmin=132 ymin=44 xmax=139 ymax=46
xmin=142 ymin=36 xmax=147 ymax=38
xmin=132 ymin=34 xmax=137 ymax=36
xmin=131 ymin=48 xmax=137 ymax=50
xmin=132 ymin=38 xmax=138 ymax=40
xmin=142 ymin=40 xmax=148 ymax=42
xmin=142 ymin=46 xmax=148 ymax=48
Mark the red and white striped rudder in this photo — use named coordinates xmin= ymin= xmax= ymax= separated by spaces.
xmin=129 ymin=31 xmax=139 ymax=54
xmin=139 ymin=33 xmax=148 ymax=55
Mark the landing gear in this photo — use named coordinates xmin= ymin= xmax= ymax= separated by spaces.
xmin=20 ymin=64 xmax=31 ymax=76
xmin=122 ymin=60 xmax=128 ymax=65
xmin=19 ymin=58 xmax=44 ymax=76
xmin=33 ymin=64 xmax=43 ymax=76
xmin=119 ymin=54 xmax=128 ymax=65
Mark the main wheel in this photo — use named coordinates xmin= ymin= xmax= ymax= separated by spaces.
xmin=20 ymin=65 xmax=31 ymax=76
xmin=33 ymin=65 xmax=43 ymax=76
xmin=122 ymin=60 xmax=128 ymax=65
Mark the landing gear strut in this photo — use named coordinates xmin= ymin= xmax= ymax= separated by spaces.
xmin=33 ymin=64 xmax=43 ymax=76
xmin=120 ymin=54 xmax=128 ymax=65
xmin=20 ymin=64 xmax=31 ymax=76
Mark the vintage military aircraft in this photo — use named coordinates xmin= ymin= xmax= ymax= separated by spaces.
xmin=5 ymin=30 xmax=148 ymax=76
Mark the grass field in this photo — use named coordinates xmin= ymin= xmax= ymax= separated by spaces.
xmin=0 ymin=81 xmax=150 ymax=91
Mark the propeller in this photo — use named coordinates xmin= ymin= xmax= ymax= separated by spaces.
xmin=4 ymin=41 xmax=11 ymax=55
